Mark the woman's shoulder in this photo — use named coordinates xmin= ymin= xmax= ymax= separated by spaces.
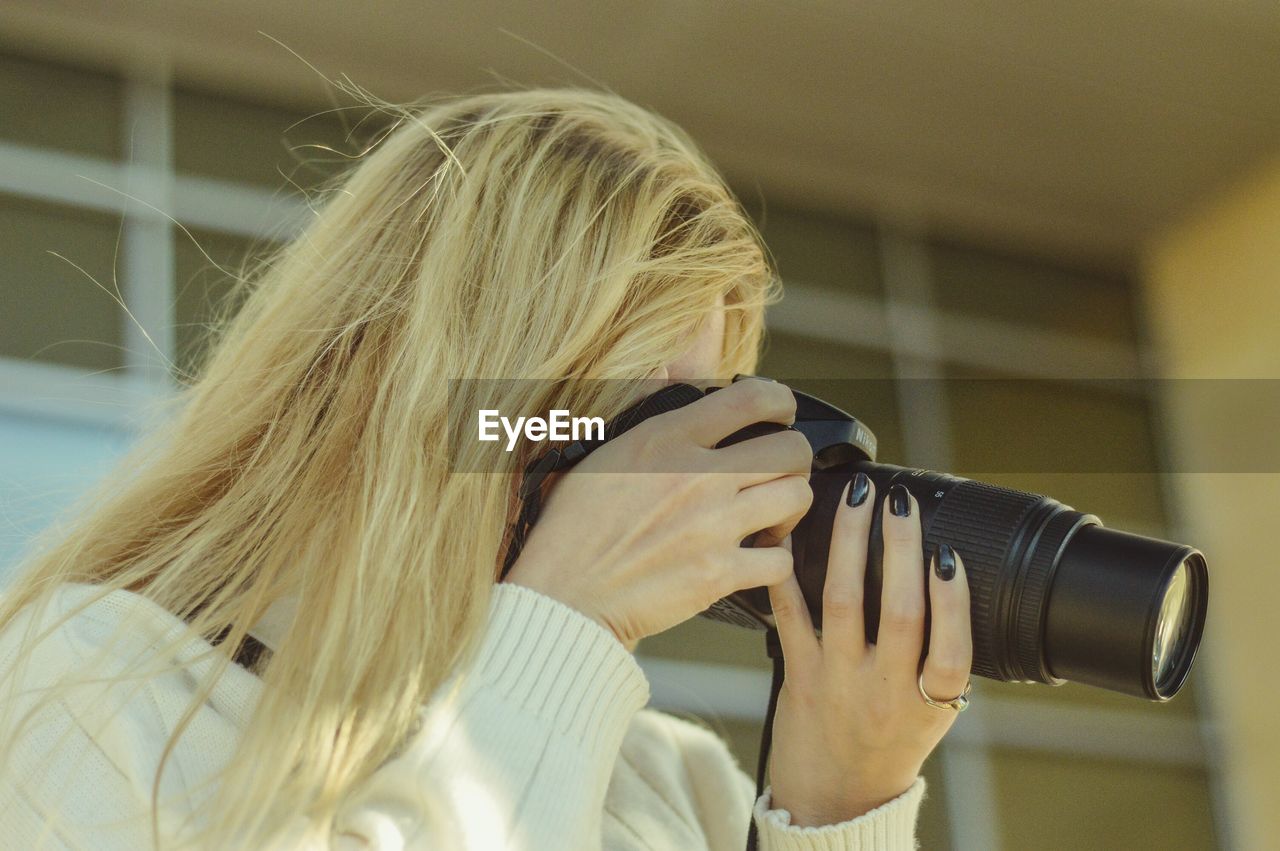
xmin=1 ymin=582 xmax=119 ymax=657
xmin=620 ymin=707 xmax=750 ymax=787
xmin=0 ymin=582 xmax=258 ymax=844
xmin=2 ymin=581 xmax=184 ymax=661
xmin=610 ymin=708 xmax=754 ymax=847
xmin=0 ymin=581 xmax=262 ymax=722
xmin=627 ymin=707 xmax=738 ymax=755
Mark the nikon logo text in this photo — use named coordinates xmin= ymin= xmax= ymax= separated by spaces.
xmin=477 ymin=410 xmax=606 ymax=452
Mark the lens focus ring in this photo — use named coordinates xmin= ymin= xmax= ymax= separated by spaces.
xmin=923 ymin=479 xmax=1044 ymax=681
xmin=1013 ymin=509 xmax=1091 ymax=684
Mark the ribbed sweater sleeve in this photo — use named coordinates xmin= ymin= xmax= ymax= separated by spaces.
xmin=751 ymin=779 xmax=925 ymax=851
xmin=318 ymin=581 xmax=652 ymax=850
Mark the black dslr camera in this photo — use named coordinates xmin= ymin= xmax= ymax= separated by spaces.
xmin=509 ymin=379 xmax=1210 ymax=701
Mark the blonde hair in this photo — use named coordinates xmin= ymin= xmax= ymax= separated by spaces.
xmin=0 ymin=86 xmax=777 ymax=847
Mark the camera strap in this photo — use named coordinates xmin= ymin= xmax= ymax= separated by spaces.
xmin=498 ymin=382 xmax=706 ymax=581
xmin=746 ymin=627 xmax=784 ymax=851
xmin=498 ymin=439 xmax=592 ymax=580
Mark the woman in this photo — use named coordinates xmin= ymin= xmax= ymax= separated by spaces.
xmin=0 ymin=87 xmax=972 ymax=849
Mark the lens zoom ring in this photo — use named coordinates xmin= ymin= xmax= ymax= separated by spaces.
xmin=1013 ymin=510 xmax=1081 ymax=683
xmin=924 ymin=479 xmax=1041 ymax=680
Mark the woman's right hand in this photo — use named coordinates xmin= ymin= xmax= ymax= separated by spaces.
xmin=504 ymin=378 xmax=814 ymax=647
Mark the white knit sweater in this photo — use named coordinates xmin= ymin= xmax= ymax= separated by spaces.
xmin=0 ymin=581 xmax=925 ymax=849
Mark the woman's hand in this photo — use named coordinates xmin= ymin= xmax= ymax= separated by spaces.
xmin=505 ymin=378 xmax=814 ymax=647
xmin=765 ymin=474 xmax=973 ymax=826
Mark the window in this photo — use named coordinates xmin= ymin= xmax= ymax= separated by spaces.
xmin=0 ymin=192 xmax=124 ymax=371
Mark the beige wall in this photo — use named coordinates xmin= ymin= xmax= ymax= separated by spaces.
xmin=1144 ymin=155 xmax=1280 ymax=851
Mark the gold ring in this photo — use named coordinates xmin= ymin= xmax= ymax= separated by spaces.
xmin=918 ymin=672 xmax=971 ymax=712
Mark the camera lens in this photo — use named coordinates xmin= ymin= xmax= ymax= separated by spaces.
xmin=775 ymin=462 xmax=1210 ymax=701
xmin=1154 ymin=559 xmax=1195 ymax=690
xmin=682 ymin=383 xmax=1210 ymax=702
xmin=1040 ymin=524 xmax=1208 ymax=699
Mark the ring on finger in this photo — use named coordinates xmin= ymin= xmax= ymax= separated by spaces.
xmin=918 ymin=672 xmax=972 ymax=712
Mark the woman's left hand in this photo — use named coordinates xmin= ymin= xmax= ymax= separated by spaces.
xmin=764 ymin=473 xmax=973 ymax=826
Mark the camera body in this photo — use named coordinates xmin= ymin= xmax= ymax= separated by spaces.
xmin=504 ymin=378 xmax=1209 ymax=701
xmin=696 ymin=384 xmax=877 ymax=631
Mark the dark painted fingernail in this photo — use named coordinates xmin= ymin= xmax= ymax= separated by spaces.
xmin=847 ymin=472 xmax=870 ymax=507
xmin=732 ymin=373 xmax=776 ymax=382
xmin=935 ymin=543 xmax=957 ymax=581
xmin=888 ymin=483 xmax=911 ymax=517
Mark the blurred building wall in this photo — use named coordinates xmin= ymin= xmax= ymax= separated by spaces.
xmin=1144 ymin=155 xmax=1280 ymax=851
xmin=0 ymin=42 xmax=1229 ymax=851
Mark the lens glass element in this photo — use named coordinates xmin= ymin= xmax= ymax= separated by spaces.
xmin=1152 ymin=561 xmax=1193 ymax=688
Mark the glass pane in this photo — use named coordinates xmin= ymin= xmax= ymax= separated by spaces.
xmin=174 ymin=86 xmax=387 ymax=191
xmin=760 ymin=332 xmax=903 ymax=464
xmin=0 ymin=49 xmax=123 ymax=160
xmin=990 ymin=748 xmax=1216 ymax=849
xmin=943 ymin=362 xmax=1166 ymax=531
xmin=739 ymin=199 xmax=882 ymax=298
xmin=929 ymin=240 xmax=1137 ymax=342
xmin=173 ymin=226 xmax=279 ymax=382
xmin=0 ymin=192 xmax=123 ymax=371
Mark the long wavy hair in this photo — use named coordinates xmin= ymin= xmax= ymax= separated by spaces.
xmin=0 ymin=86 xmax=778 ymax=847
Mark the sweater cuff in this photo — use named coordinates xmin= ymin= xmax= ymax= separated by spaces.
xmin=462 ymin=582 xmax=650 ymax=761
xmin=753 ymin=776 xmax=926 ymax=851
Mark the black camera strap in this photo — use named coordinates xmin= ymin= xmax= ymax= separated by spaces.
xmin=746 ymin=627 xmax=784 ymax=851
xmin=498 ymin=439 xmax=594 ymax=581
xmin=498 ymin=382 xmax=707 ymax=581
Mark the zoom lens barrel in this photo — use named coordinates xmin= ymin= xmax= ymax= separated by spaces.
xmin=1045 ymin=525 xmax=1207 ymax=699
xmin=667 ymin=381 xmax=1209 ymax=702
xmin=780 ymin=462 xmax=1208 ymax=701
